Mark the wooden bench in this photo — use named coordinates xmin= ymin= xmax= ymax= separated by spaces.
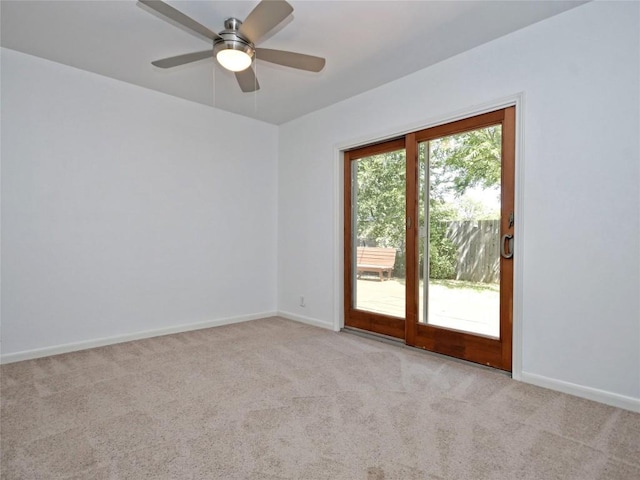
xmin=356 ymin=247 xmax=397 ymax=281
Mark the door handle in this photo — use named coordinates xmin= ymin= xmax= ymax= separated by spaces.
xmin=501 ymin=234 xmax=514 ymax=259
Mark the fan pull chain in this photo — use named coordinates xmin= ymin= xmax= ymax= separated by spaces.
xmin=211 ymin=62 xmax=217 ymax=107
xmin=253 ymin=61 xmax=258 ymax=113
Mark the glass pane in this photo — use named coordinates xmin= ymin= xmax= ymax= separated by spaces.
xmin=352 ymin=149 xmax=406 ymax=317
xmin=418 ymin=126 xmax=501 ymax=337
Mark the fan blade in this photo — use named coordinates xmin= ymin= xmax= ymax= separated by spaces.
xmin=256 ymin=48 xmax=325 ymax=72
xmin=152 ymin=50 xmax=212 ymax=68
xmin=139 ymin=0 xmax=221 ymax=41
xmin=235 ymin=67 xmax=260 ymax=93
xmin=238 ymin=0 xmax=293 ymax=44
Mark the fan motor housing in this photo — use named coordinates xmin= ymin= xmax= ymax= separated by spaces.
xmin=213 ymin=18 xmax=255 ymax=60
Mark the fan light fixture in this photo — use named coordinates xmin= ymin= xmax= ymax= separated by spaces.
xmin=216 ymin=47 xmax=252 ymax=72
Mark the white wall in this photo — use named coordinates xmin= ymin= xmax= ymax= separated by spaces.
xmin=1 ymin=48 xmax=278 ymax=358
xmin=278 ymin=1 xmax=640 ymax=408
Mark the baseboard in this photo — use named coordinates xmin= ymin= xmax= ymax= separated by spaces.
xmin=277 ymin=311 xmax=336 ymax=331
xmin=520 ymin=371 xmax=640 ymax=413
xmin=0 ymin=311 xmax=278 ymax=364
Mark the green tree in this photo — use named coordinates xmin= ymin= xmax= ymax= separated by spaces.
xmin=423 ymin=199 xmax=458 ymax=279
xmin=355 ymin=150 xmax=406 ymax=248
xmin=353 ymin=125 xmax=502 ymax=279
xmin=429 ymin=126 xmax=501 ymax=198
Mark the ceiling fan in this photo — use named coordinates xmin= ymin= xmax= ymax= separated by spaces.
xmin=139 ymin=0 xmax=326 ymax=93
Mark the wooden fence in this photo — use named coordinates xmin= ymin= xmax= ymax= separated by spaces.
xmin=444 ymin=219 xmax=500 ymax=283
xmin=359 ymin=219 xmax=501 ymax=283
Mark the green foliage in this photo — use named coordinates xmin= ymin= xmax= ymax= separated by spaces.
xmin=428 ymin=237 xmax=457 ymax=279
xmin=429 ymin=126 xmax=502 ymax=198
xmin=427 ymin=201 xmax=457 ymax=279
xmin=355 ymin=150 xmax=406 ymax=248
xmin=354 ymin=125 xmax=502 ymax=280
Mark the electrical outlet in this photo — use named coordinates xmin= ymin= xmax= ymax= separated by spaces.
xmin=299 ymin=296 xmax=306 ymax=307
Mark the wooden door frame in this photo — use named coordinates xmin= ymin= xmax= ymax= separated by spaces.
xmin=342 ymin=105 xmax=518 ymax=372
xmin=343 ymin=138 xmax=406 ymax=339
xmin=406 ymin=107 xmax=515 ymax=371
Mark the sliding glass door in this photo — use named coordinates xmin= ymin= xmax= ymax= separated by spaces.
xmin=344 ymin=107 xmax=515 ymax=371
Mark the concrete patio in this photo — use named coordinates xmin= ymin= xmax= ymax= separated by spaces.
xmin=355 ymin=277 xmax=500 ymax=337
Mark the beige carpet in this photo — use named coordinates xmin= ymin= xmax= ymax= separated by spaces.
xmin=1 ymin=317 xmax=638 ymax=479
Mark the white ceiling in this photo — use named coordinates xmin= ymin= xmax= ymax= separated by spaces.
xmin=1 ymin=0 xmax=587 ymax=125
